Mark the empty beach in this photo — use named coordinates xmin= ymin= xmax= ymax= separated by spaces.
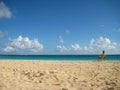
xmin=0 ymin=60 xmax=120 ymax=90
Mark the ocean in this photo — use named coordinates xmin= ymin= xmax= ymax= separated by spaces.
xmin=0 ymin=55 xmax=120 ymax=61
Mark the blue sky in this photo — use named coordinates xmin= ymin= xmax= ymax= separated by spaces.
xmin=0 ymin=0 xmax=120 ymax=54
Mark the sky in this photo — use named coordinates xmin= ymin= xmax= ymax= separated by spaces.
xmin=0 ymin=0 xmax=120 ymax=55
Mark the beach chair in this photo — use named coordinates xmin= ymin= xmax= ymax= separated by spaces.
xmin=98 ymin=55 xmax=106 ymax=61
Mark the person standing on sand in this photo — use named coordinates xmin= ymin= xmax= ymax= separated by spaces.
xmin=98 ymin=50 xmax=106 ymax=61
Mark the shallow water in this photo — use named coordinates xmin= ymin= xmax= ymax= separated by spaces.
xmin=0 ymin=55 xmax=120 ymax=61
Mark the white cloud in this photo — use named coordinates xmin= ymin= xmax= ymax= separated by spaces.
xmin=57 ymin=45 xmax=67 ymax=52
xmin=0 ymin=1 xmax=12 ymax=19
xmin=56 ymin=44 xmax=81 ymax=53
xmin=0 ymin=31 xmax=7 ymax=38
xmin=3 ymin=46 xmax=14 ymax=52
xmin=56 ymin=37 xmax=119 ymax=54
xmin=71 ymin=44 xmax=81 ymax=51
xmin=59 ymin=35 xmax=64 ymax=43
xmin=83 ymin=37 xmax=118 ymax=53
xmin=3 ymin=36 xmax=43 ymax=53
xmin=89 ymin=37 xmax=117 ymax=51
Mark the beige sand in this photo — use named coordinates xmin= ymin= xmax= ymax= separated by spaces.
xmin=0 ymin=60 xmax=120 ymax=90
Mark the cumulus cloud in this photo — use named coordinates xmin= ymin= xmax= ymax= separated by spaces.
xmin=56 ymin=44 xmax=81 ymax=53
xmin=0 ymin=1 xmax=12 ymax=19
xmin=59 ymin=35 xmax=64 ymax=43
xmin=89 ymin=37 xmax=117 ymax=51
xmin=4 ymin=46 xmax=14 ymax=52
xmin=71 ymin=44 xmax=81 ymax=51
xmin=85 ymin=37 xmax=118 ymax=53
xmin=3 ymin=36 xmax=43 ymax=53
xmin=0 ymin=31 xmax=8 ymax=38
xmin=57 ymin=37 xmax=119 ymax=54
xmin=57 ymin=45 xmax=67 ymax=52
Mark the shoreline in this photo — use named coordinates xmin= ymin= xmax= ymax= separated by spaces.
xmin=0 ymin=59 xmax=120 ymax=62
xmin=0 ymin=60 xmax=120 ymax=90
xmin=0 ymin=58 xmax=120 ymax=60
xmin=0 ymin=54 xmax=120 ymax=61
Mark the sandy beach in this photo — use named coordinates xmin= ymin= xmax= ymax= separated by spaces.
xmin=0 ymin=60 xmax=120 ymax=90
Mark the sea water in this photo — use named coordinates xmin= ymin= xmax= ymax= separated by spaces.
xmin=0 ymin=55 xmax=120 ymax=61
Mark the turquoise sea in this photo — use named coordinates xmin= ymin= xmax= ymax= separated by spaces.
xmin=0 ymin=55 xmax=120 ymax=61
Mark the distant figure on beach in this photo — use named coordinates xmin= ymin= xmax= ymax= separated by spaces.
xmin=98 ymin=50 xmax=106 ymax=61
